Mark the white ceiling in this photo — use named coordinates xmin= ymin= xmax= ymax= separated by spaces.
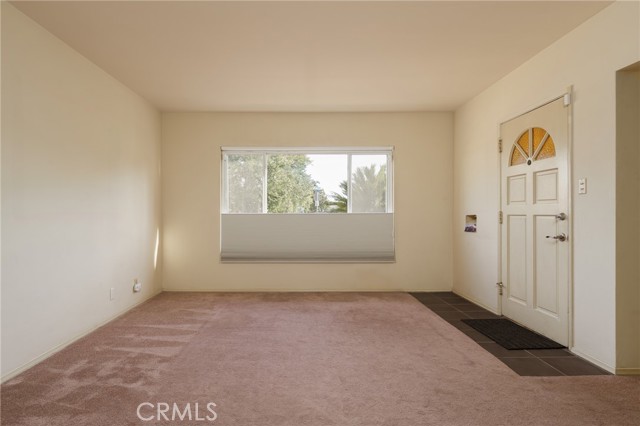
xmin=12 ymin=1 xmax=611 ymax=112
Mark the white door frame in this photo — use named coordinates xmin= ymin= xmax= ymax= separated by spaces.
xmin=496 ymin=86 xmax=574 ymax=349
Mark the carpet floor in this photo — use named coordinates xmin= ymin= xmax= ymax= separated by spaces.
xmin=1 ymin=292 xmax=639 ymax=426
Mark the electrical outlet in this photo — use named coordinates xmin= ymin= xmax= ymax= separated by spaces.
xmin=110 ymin=287 xmax=115 ymax=301
xmin=133 ymin=279 xmax=142 ymax=293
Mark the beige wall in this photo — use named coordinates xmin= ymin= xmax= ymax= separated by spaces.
xmin=162 ymin=112 xmax=453 ymax=292
xmin=616 ymin=65 xmax=640 ymax=373
xmin=1 ymin=4 xmax=162 ymax=379
xmin=453 ymin=1 xmax=640 ymax=371
xmin=0 ymin=2 xmax=4 ymax=375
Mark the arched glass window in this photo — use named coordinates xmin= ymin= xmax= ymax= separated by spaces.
xmin=510 ymin=127 xmax=556 ymax=166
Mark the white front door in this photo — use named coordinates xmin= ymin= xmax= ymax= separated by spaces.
xmin=500 ymin=96 xmax=570 ymax=346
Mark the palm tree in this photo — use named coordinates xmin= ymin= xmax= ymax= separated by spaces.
xmin=351 ymin=164 xmax=386 ymax=213
xmin=327 ymin=181 xmax=348 ymax=212
xmin=327 ymin=164 xmax=386 ymax=213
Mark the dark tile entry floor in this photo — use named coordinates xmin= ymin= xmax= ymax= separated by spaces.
xmin=410 ymin=292 xmax=611 ymax=377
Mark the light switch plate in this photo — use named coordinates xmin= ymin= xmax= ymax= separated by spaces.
xmin=578 ymin=178 xmax=587 ymax=194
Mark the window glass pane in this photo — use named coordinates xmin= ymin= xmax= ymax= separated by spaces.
xmin=307 ymin=154 xmax=348 ymax=213
xmin=267 ymin=154 xmax=317 ymax=213
xmin=226 ymin=154 xmax=264 ymax=213
xmin=223 ymin=148 xmax=392 ymax=215
xmin=351 ymin=154 xmax=387 ymax=213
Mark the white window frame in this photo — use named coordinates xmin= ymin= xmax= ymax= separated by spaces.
xmin=220 ymin=146 xmax=395 ymax=262
xmin=221 ymin=146 xmax=394 ymax=214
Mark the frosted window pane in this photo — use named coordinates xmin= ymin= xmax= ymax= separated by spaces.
xmin=511 ymin=147 xmax=526 ymax=166
xmin=517 ymin=131 xmax=530 ymax=156
xmin=535 ymin=135 xmax=556 ymax=160
xmin=509 ymin=127 xmax=556 ymax=166
xmin=226 ymin=154 xmax=264 ymax=213
xmin=532 ymin=127 xmax=546 ymax=153
xmin=351 ymin=154 xmax=387 ymax=213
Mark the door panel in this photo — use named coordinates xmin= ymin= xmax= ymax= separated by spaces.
xmin=534 ymin=169 xmax=558 ymax=203
xmin=500 ymin=97 xmax=569 ymax=346
xmin=508 ymin=175 xmax=527 ymax=204
xmin=534 ymin=215 xmax=559 ymax=315
xmin=507 ymin=215 xmax=528 ymax=304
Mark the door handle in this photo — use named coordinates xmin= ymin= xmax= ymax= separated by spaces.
xmin=556 ymin=213 xmax=567 ymax=221
xmin=546 ymin=233 xmax=567 ymax=242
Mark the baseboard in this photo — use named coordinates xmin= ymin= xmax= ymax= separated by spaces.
xmin=569 ymin=348 xmax=616 ymax=374
xmin=1 ymin=289 xmax=163 ymax=383
xmin=614 ymin=367 xmax=640 ymax=375
xmin=451 ymin=289 xmax=500 ymax=315
xmin=161 ymin=287 xmax=454 ymax=293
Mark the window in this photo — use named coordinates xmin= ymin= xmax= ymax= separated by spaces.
xmin=220 ymin=147 xmax=395 ymax=262
xmin=509 ymin=127 xmax=556 ymax=166
xmin=222 ymin=149 xmax=393 ymax=214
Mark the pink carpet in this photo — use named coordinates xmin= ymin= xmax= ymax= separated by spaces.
xmin=2 ymin=292 xmax=639 ymax=425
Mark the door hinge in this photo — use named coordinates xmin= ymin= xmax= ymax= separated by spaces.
xmin=496 ymin=282 xmax=504 ymax=295
xmin=498 ymin=138 xmax=503 ymax=153
xmin=498 ymin=210 xmax=503 ymax=224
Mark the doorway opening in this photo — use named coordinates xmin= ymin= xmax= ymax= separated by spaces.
xmin=615 ymin=62 xmax=640 ymax=373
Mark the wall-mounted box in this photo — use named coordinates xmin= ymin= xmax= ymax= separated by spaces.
xmin=465 ymin=215 xmax=477 ymax=233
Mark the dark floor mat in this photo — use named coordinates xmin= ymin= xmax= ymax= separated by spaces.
xmin=461 ymin=319 xmax=564 ymax=350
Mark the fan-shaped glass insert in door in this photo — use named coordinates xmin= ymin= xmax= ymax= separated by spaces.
xmin=509 ymin=127 xmax=556 ymax=166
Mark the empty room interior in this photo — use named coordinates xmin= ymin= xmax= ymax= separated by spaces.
xmin=1 ymin=1 xmax=639 ymax=425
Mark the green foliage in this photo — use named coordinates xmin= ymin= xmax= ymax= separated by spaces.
xmin=226 ymin=154 xmax=264 ymax=213
xmin=309 ymin=188 xmax=331 ymax=213
xmin=327 ymin=181 xmax=348 ymax=213
xmin=227 ymin=154 xmax=386 ymax=214
xmin=327 ymin=164 xmax=386 ymax=213
xmin=267 ymin=155 xmax=317 ymax=213
xmin=351 ymin=164 xmax=386 ymax=213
